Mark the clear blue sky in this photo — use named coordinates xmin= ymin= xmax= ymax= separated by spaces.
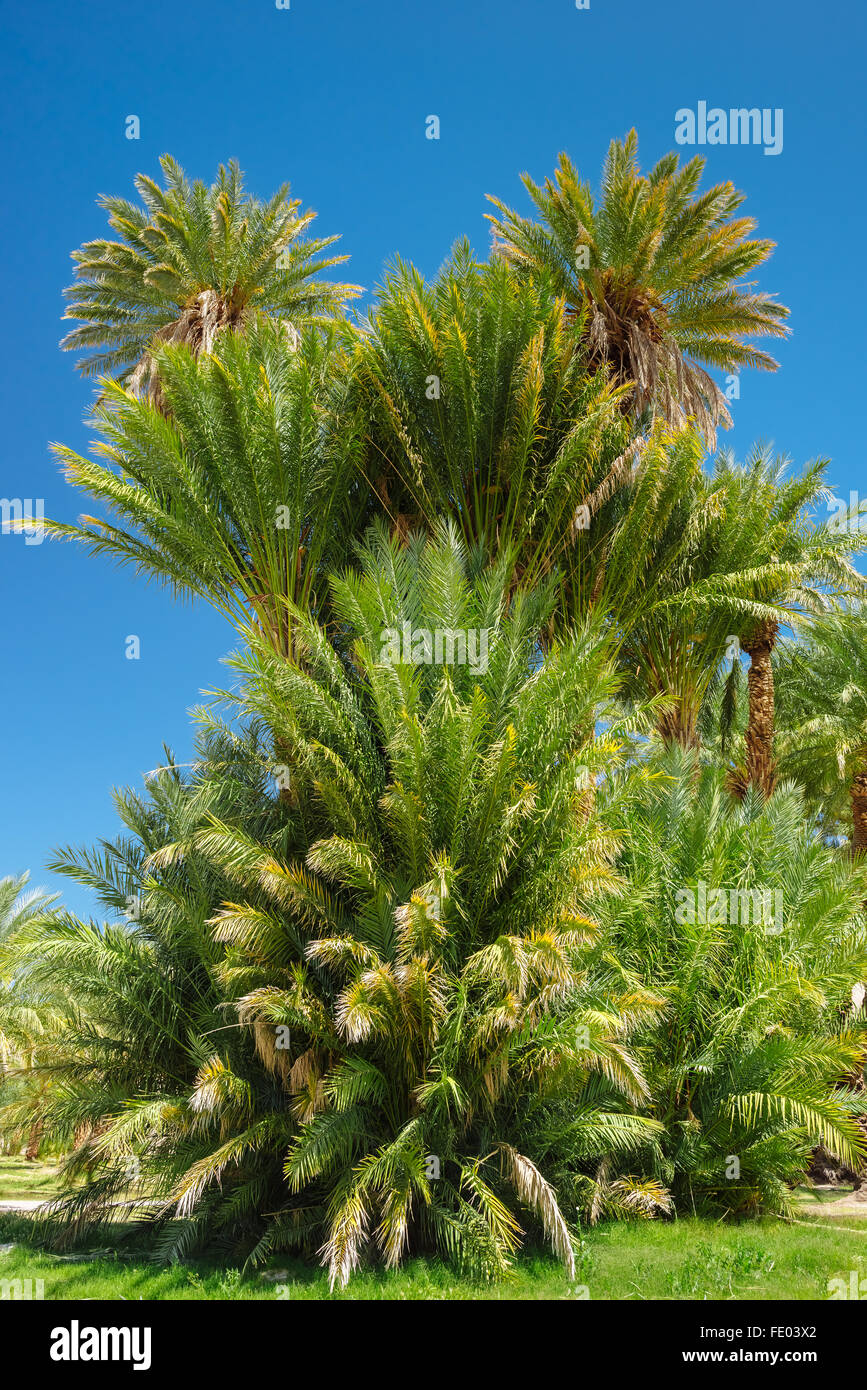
xmin=1 ymin=0 xmax=864 ymax=918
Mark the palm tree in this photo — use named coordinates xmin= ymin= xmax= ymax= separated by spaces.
xmin=61 ymin=155 xmax=359 ymax=397
xmin=709 ymin=450 xmax=866 ymax=798
xmin=567 ymin=432 xmax=865 ymax=766
xmin=776 ymin=606 xmax=867 ymax=852
xmin=571 ymin=422 xmax=740 ymax=748
xmin=49 ymin=320 xmax=366 ymax=658
xmin=0 ymin=874 xmax=58 ymax=1159
xmin=9 ymin=527 xmax=666 ymax=1278
xmin=603 ymin=746 xmax=867 ymax=1213
xmin=181 ymin=523 xmax=668 ymax=1283
xmin=0 ymin=733 xmax=293 ymax=1239
xmin=353 ymin=240 xmax=629 ymax=581
xmin=486 ymin=131 xmax=789 ymax=446
xmin=53 ymin=242 xmax=636 ymax=665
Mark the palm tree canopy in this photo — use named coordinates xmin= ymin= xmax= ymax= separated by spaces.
xmin=353 ymin=240 xmax=629 ymax=579
xmin=0 ymin=874 xmax=59 ymax=1063
xmin=605 ymin=746 xmax=867 ymax=1211
xmin=0 ymin=874 xmax=55 ymax=948
xmin=49 ymin=319 xmax=368 ymax=654
xmin=577 ymin=432 xmax=867 ymax=747
xmin=486 ymin=131 xmax=790 ymax=445
xmin=61 ymin=154 xmax=360 ymax=390
xmin=776 ymin=604 xmax=867 ymax=819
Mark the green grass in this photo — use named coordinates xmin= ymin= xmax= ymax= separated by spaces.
xmin=793 ymin=1183 xmax=867 ymax=1213
xmin=1 ymin=1207 xmax=865 ymax=1300
xmin=0 ymin=1156 xmax=65 ymax=1203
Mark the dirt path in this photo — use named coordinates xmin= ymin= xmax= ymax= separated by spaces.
xmin=796 ymin=1185 xmax=867 ymax=1220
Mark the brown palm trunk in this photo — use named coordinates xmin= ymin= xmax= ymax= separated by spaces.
xmin=657 ymin=703 xmax=699 ymax=750
xmin=851 ymin=769 xmax=867 ymax=854
xmin=24 ymin=1120 xmax=42 ymax=1161
xmin=743 ymin=619 xmax=778 ymax=797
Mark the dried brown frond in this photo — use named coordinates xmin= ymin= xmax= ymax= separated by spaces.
xmin=498 ymin=1143 xmax=575 ymax=1279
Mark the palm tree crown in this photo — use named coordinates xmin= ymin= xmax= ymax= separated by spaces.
xmin=61 ymin=154 xmax=360 ymax=394
xmin=486 ymin=131 xmax=789 ymax=445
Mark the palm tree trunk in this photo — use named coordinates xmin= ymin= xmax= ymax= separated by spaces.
xmin=657 ymin=704 xmax=699 ymax=750
xmin=24 ymin=1120 xmax=42 ymax=1161
xmin=743 ymin=619 xmax=778 ymax=797
xmin=851 ymin=768 xmax=867 ymax=854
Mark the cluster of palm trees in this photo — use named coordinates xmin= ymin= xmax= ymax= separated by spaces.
xmin=2 ymin=135 xmax=867 ymax=1286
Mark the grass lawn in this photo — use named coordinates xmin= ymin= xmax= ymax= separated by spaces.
xmin=2 ymin=1182 xmax=866 ymax=1300
xmin=0 ymin=1155 xmax=66 ymax=1203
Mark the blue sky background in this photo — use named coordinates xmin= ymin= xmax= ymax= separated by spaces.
xmin=1 ymin=0 xmax=864 ymax=918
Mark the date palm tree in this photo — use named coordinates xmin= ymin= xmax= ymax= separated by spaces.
xmin=569 ymin=433 xmax=866 ymax=769
xmin=0 ymin=732 xmax=297 ymax=1237
xmin=181 ymin=523 xmax=667 ymax=1283
xmin=603 ymin=745 xmax=867 ymax=1213
xmin=6 ymin=528 xmax=667 ymax=1277
xmin=61 ymin=155 xmax=359 ymax=398
xmin=0 ymin=874 xmax=58 ymax=1159
xmin=709 ymin=450 xmax=866 ymax=798
xmin=486 ymin=131 xmax=789 ymax=446
xmin=52 ymin=246 xmax=629 ymax=660
xmin=776 ymin=605 xmax=867 ymax=852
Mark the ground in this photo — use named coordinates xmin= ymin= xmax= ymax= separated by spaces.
xmin=0 ymin=1156 xmax=66 ymax=1205
xmin=1 ymin=1157 xmax=865 ymax=1300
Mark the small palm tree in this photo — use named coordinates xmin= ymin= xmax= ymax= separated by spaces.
xmin=776 ymin=606 xmax=867 ymax=851
xmin=708 ymin=450 xmax=866 ymax=797
xmin=486 ymin=131 xmax=789 ymax=446
xmin=605 ymin=747 xmax=867 ymax=1212
xmin=0 ymin=874 xmax=58 ymax=1159
xmin=61 ymin=155 xmax=359 ymax=396
xmin=0 ymin=735 xmax=290 ymax=1234
xmin=569 ymin=431 xmax=866 ymax=765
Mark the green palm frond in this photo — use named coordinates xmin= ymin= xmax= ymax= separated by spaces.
xmin=62 ymin=154 xmax=359 ymax=388
xmin=487 ymin=131 xmax=789 ymax=445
